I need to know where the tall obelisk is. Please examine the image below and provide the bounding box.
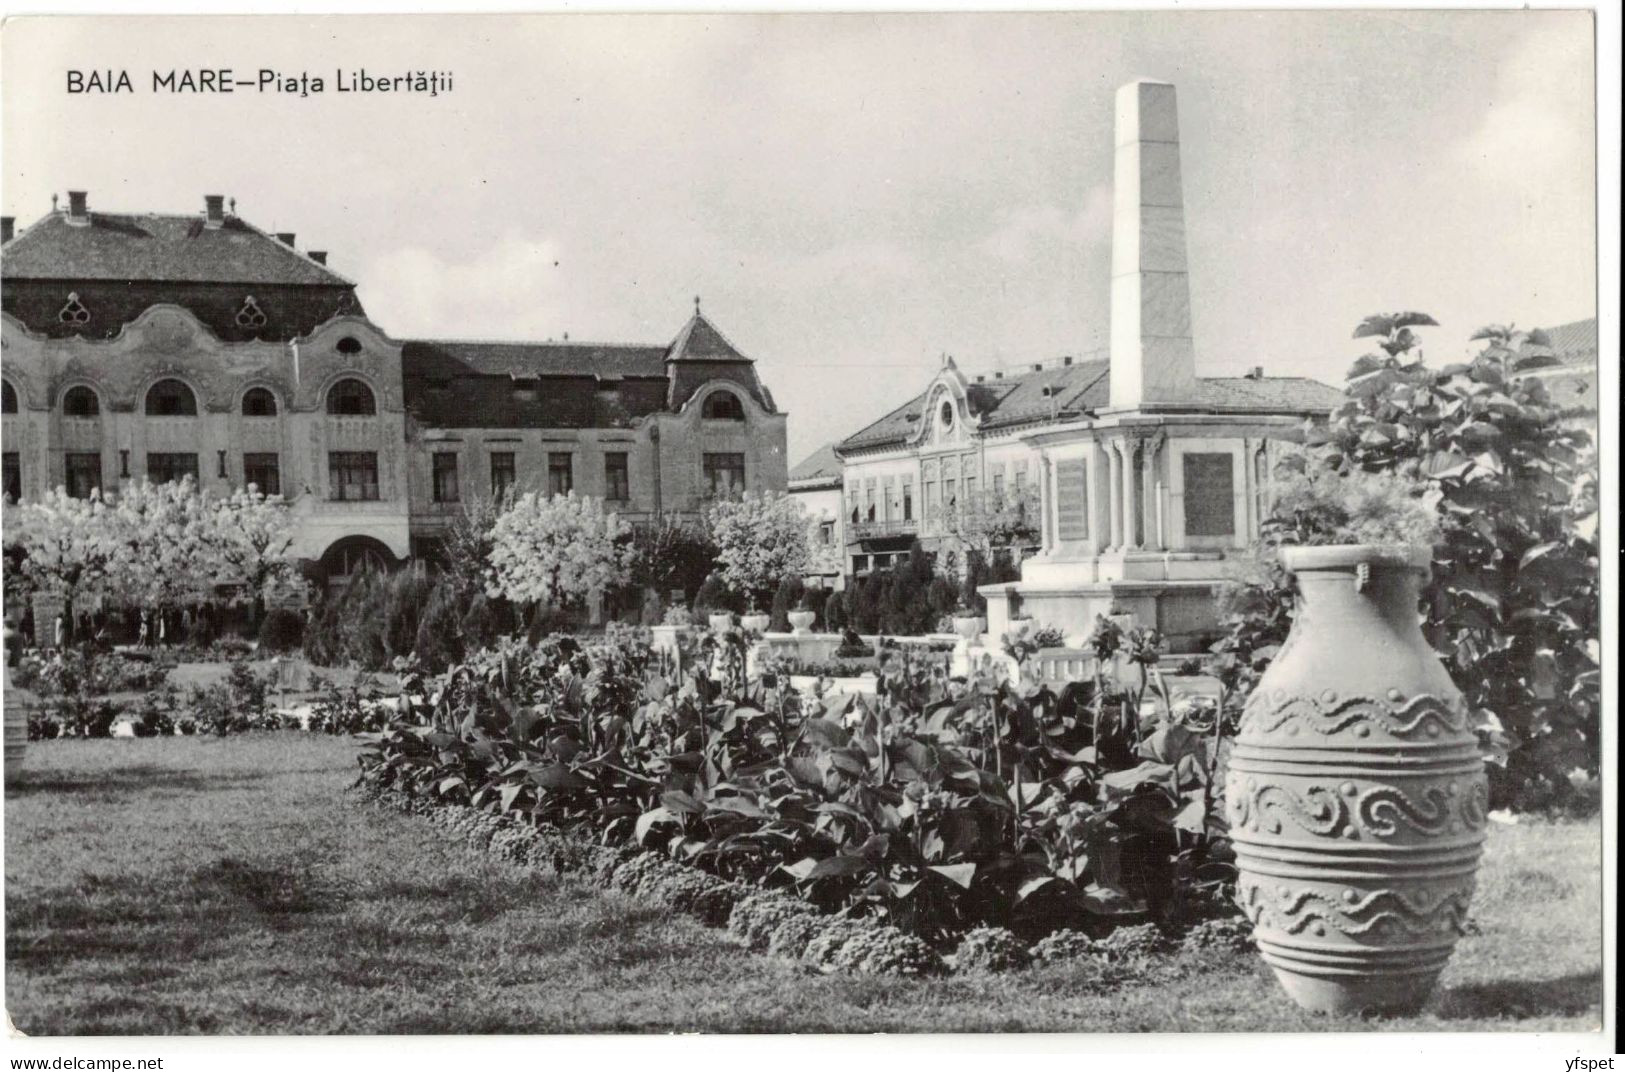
[1108,80,1198,409]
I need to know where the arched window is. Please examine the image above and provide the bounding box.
[2,380,16,414]
[62,386,100,417]
[702,390,745,420]
[326,378,376,416]
[242,387,278,416]
[145,379,198,417]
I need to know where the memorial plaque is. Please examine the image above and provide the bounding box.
[1183,452,1235,536]
[1055,458,1089,541]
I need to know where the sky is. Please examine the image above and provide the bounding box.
[1,11,1597,464]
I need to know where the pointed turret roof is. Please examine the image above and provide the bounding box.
[666,306,751,362]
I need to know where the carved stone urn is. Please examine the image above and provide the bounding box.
[1226,545,1487,1015]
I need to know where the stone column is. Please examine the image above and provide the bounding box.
[1121,438,1140,550]
[1107,441,1124,550]
[1040,453,1055,553]
[1088,442,1108,555]
[1143,436,1166,551]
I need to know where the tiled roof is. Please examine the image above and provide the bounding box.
[401,339,669,380]
[789,443,842,485]
[2,210,353,287]
[666,311,749,361]
[1532,318,1597,367]
[836,361,1342,453]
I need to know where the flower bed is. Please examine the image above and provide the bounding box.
[351,778,1241,977]
[352,630,1247,959]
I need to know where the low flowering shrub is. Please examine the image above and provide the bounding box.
[1029,929,1100,966]
[729,891,820,951]
[952,926,1031,973]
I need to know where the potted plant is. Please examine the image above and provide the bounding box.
[739,604,772,637]
[1224,465,1479,1014]
[950,600,984,642]
[787,592,817,635]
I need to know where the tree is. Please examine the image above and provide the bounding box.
[704,490,811,611]
[209,486,298,623]
[486,491,633,609]
[933,483,1041,562]
[4,489,121,633]
[104,478,222,614]
[629,517,717,603]
[1235,312,1599,810]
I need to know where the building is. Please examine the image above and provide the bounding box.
[1518,317,1597,423]
[2,194,788,585]
[835,81,1345,650]
[399,308,788,557]
[787,443,845,589]
[1,193,411,580]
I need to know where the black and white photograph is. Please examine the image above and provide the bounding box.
[0,3,1615,1059]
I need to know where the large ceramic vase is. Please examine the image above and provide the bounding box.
[1226,545,1487,1015]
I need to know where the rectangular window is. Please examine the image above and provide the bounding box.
[148,452,199,486]
[328,451,379,502]
[1014,465,1027,492]
[604,452,630,502]
[547,452,574,498]
[4,451,22,503]
[944,476,958,512]
[902,479,914,521]
[490,451,516,500]
[432,451,460,503]
[846,485,859,522]
[243,453,281,497]
[1183,452,1236,537]
[65,452,101,499]
[864,478,876,521]
[924,479,937,518]
[992,471,1005,503]
[965,475,977,506]
[703,452,745,498]
[819,520,834,546]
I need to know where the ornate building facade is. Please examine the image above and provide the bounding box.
[2,194,787,582]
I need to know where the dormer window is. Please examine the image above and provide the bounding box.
[703,390,745,421]
[939,401,954,428]
[58,292,90,325]
[242,387,278,416]
[235,295,268,330]
[62,386,100,417]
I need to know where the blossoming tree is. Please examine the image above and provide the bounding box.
[704,490,810,611]
[485,491,633,609]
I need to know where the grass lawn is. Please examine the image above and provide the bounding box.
[3,735,1604,1035]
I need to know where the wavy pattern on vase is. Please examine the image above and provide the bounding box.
[1240,878,1475,939]
[1240,690,1470,740]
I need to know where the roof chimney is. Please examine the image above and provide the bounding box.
[1063,355,1074,366]
[1246,365,1263,380]
[1,217,13,243]
[974,375,985,383]
[1032,362,1043,372]
[276,232,296,246]
[1109,80,1197,409]
[308,250,327,265]
[66,191,89,226]
[204,194,225,228]
[994,371,1004,380]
